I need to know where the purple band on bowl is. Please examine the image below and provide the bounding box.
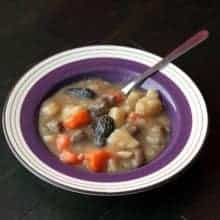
[20,58,192,182]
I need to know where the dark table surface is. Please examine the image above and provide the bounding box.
[0,1,219,219]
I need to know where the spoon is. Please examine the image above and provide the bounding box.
[121,30,209,95]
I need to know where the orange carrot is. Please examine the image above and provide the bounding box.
[59,150,84,165]
[63,109,91,129]
[56,134,70,151]
[86,150,112,172]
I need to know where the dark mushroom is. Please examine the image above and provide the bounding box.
[66,87,97,99]
[93,115,115,147]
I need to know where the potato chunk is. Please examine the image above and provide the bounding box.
[42,135,55,144]
[135,96,162,117]
[41,101,60,117]
[107,158,118,172]
[146,125,166,145]
[144,146,161,162]
[125,90,144,110]
[46,120,60,133]
[107,128,139,149]
[116,151,134,159]
[157,114,170,132]
[109,107,126,127]
[131,149,145,168]
[146,89,159,99]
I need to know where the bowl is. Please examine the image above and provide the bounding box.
[2,45,208,196]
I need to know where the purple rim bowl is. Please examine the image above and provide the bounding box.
[20,58,192,182]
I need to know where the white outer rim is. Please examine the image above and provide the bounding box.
[3,45,208,195]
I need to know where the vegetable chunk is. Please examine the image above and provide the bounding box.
[107,128,139,149]
[86,150,111,172]
[63,108,91,129]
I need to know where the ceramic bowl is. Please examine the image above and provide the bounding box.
[2,46,208,196]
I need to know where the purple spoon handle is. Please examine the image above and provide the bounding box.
[122,30,209,95]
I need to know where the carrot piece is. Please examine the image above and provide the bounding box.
[128,112,143,121]
[56,134,70,151]
[86,150,112,172]
[63,109,91,129]
[59,150,84,165]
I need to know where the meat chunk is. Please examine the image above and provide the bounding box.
[123,122,139,135]
[71,129,87,143]
[89,98,109,118]
[89,94,116,118]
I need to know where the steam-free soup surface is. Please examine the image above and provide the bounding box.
[39,79,170,173]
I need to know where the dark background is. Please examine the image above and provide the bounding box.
[0,1,219,219]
